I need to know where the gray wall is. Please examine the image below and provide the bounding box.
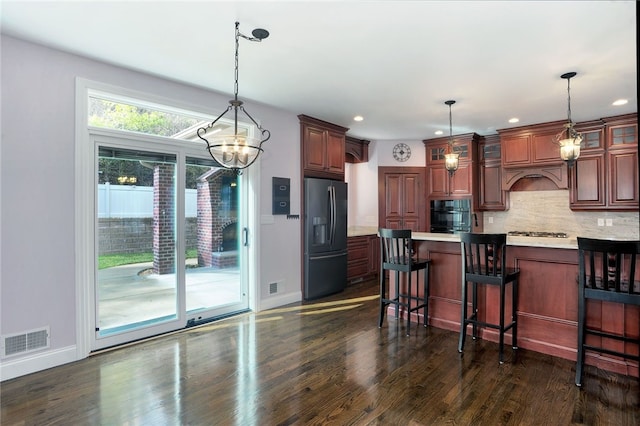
[1,35,302,379]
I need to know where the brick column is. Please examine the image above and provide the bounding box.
[197,176,215,267]
[153,164,175,275]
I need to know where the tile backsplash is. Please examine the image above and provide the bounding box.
[482,190,639,239]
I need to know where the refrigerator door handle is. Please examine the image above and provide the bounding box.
[330,185,336,245]
[243,227,248,247]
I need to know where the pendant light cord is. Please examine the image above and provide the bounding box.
[566,77,572,124]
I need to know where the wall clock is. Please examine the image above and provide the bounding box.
[392,143,411,162]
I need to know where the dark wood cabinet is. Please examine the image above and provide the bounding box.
[607,116,638,209]
[500,121,565,168]
[478,135,508,211]
[569,123,606,209]
[378,167,425,231]
[345,136,369,163]
[498,121,571,190]
[570,153,606,208]
[347,235,379,284]
[423,133,479,199]
[299,114,348,180]
[570,114,638,211]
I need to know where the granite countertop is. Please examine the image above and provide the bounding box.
[411,232,579,249]
[347,226,379,237]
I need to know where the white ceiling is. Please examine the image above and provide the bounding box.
[1,1,637,141]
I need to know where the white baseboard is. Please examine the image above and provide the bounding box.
[258,291,302,311]
[1,345,79,381]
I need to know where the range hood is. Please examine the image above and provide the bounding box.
[502,164,568,191]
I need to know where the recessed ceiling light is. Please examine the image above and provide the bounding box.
[612,99,628,106]
[435,130,444,135]
[508,117,520,123]
[353,115,364,122]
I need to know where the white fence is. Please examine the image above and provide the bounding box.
[98,183,197,218]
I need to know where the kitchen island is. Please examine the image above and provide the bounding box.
[393,233,639,378]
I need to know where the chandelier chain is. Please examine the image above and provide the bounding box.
[234,22,240,102]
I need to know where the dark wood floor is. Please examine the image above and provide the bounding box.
[2,280,639,425]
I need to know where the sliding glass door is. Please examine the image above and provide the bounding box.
[92,133,249,350]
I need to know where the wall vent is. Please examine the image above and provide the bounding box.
[269,282,279,295]
[2,327,50,358]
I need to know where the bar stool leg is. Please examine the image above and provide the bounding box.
[406,270,411,336]
[378,269,386,328]
[394,271,400,321]
[499,282,505,364]
[423,264,429,327]
[512,279,518,350]
[458,280,468,353]
[575,285,586,386]
[472,282,478,339]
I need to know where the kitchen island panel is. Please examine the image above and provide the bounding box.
[399,237,640,378]
[418,241,465,331]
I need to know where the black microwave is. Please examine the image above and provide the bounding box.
[430,199,472,234]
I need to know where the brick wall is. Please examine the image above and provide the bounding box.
[98,217,197,255]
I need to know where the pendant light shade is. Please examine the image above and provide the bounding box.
[556,72,582,168]
[444,100,459,176]
[197,22,270,173]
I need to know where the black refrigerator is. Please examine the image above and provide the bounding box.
[303,177,348,300]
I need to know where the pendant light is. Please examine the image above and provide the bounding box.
[197,22,271,174]
[556,72,582,167]
[444,100,459,176]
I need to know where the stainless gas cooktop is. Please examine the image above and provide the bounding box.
[507,231,568,238]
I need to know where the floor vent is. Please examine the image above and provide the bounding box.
[269,282,279,295]
[2,327,50,358]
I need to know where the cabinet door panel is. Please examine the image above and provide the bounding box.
[570,154,605,208]
[403,174,422,216]
[428,165,448,197]
[326,130,345,174]
[384,174,402,217]
[479,163,505,210]
[450,162,472,195]
[402,218,421,232]
[402,173,423,230]
[502,135,530,166]
[303,126,326,171]
[532,129,562,164]
[609,150,639,207]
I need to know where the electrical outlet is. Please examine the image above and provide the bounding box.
[488,216,494,224]
[606,219,613,227]
[597,218,604,226]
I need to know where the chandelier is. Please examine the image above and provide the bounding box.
[556,72,582,167]
[197,22,271,173]
[444,100,459,176]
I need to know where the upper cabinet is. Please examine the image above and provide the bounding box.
[478,134,508,211]
[423,133,480,199]
[498,121,568,190]
[345,136,370,163]
[299,115,349,180]
[569,114,638,211]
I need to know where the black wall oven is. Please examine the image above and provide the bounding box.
[430,199,472,234]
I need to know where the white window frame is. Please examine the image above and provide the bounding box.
[75,78,260,357]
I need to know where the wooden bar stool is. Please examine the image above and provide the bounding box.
[575,237,640,387]
[378,228,431,336]
[458,233,520,364]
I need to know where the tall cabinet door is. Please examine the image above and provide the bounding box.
[378,167,425,231]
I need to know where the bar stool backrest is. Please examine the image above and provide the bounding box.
[379,228,413,269]
[577,237,640,304]
[460,233,507,277]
